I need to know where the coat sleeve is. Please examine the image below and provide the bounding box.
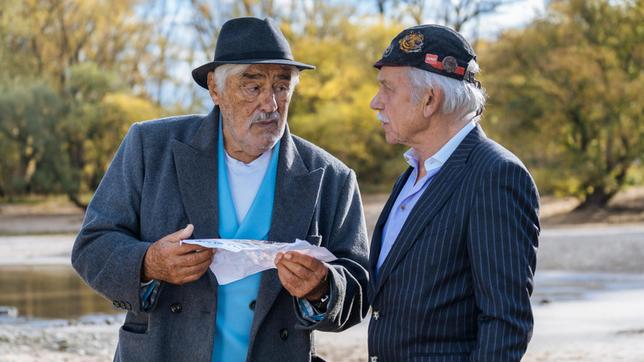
[71,123,152,314]
[467,160,540,361]
[294,169,370,332]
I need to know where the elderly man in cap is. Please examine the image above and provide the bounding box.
[366,25,540,362]
[72,17,369,362]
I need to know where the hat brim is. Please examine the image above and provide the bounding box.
[192,59,315,89]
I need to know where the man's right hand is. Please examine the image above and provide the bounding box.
[141,224,215,285]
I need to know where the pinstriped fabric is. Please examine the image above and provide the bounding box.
[367,126,540,362]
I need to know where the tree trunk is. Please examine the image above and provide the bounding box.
[66,191,87,211]
[576,187,614,210]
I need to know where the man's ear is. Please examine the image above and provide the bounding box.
[422,87,442,118]
[207,71,221,104]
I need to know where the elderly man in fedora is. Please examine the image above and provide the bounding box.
[366,25,540,361]
[72,17,369,362]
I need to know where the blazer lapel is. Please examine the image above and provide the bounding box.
[368,168,412,292]
[373,127,486,298]
[248,126,324,345]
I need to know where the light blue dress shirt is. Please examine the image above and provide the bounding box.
[376,118,478,275]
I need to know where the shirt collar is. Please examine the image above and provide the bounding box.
[404,114,479,172]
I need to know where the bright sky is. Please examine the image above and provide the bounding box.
[467,0,547,39]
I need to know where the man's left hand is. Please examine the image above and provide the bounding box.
[275,251,329,302]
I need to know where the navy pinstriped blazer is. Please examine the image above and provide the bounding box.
[367,126,540,362]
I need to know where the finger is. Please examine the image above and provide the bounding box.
[175,248,214,267]
[162,224,194,243]
[282,252,322,272]
[175,243,212,255]
[274,252,284,265]
[278,259,316,282]
[178,257,213,281]
[276,264,305,297]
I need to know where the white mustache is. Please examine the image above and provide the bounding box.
[251,111,280,124]
[377,112,390,124]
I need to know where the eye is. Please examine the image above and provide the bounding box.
[274,84,290,93]
[244,84,261,95]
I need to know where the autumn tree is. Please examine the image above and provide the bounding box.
[481,0,643,208]
[0,0,163,207]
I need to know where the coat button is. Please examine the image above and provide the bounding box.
[249,300,256,311]
[170,303,182,313]
[373,310,380,320]
[279,328,288,340]
[370,356,378,362]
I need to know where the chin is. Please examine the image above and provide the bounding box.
[252,137,279,153]
[383,133,396,144]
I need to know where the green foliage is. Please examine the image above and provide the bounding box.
[0,63,161,207]
[0,82,64,196]
[481,0,644,208]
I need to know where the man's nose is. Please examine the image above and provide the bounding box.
[260,91,278,113]
[370,92,382,111]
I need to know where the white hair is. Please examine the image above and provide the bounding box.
[213,64,300,95]
[407,60,486,116]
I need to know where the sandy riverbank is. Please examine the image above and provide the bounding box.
[1,192,644,361]
[2,224,644,361]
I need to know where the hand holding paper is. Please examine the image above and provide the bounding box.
[181,238,336,285]
[275,251,329,301]
[142,224,214,285]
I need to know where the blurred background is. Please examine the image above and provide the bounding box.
[0,0,642,361]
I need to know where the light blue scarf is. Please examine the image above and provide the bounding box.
[212,115,280,362]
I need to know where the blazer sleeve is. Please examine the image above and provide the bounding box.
[71,123,152,314]
[467,160,540,361]
[294,169,370,332]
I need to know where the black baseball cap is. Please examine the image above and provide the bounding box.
[374,24,479,85]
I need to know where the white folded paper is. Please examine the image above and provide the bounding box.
[181,238,337,285]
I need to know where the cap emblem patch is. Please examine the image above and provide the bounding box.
[399,32,424,53]
[442,56,458,73]
[382,44,393,58]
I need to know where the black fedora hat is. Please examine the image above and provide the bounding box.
[192,17,315,89]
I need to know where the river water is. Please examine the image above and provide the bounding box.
[2,265,644,320]
[0,266,118,319]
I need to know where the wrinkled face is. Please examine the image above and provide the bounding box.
[370,66,426,146]
[210,64,295,161]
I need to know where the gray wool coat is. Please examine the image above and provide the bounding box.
[71,107,370,362]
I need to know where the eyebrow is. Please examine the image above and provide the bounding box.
[241,72,265,80]
[241,72,291,81]
[378,79,391,87]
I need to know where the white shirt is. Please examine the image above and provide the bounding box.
[224,149,272,223]
[376,117,479,273]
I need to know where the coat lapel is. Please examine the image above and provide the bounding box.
[248,126,324,346]
[172,108,220,289]
[172,108,220,240]
[372,127,486,299]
